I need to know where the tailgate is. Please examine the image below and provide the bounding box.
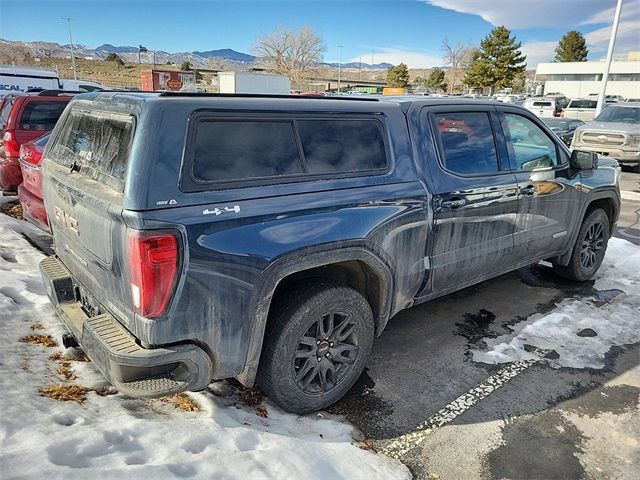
[42,106,135,324]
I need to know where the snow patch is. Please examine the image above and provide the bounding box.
[0,214,409,479]
[472,238,640,369]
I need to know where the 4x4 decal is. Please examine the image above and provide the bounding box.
[203,205,241,216]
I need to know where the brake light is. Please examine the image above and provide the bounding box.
[127,230,179,318]
[19,143,43,166]
[2,130,20,158]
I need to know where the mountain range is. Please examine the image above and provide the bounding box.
[1,38,394,69]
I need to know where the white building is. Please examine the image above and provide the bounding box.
[536,59,640,99]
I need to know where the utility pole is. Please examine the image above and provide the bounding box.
[61,17,77,80]
[359,55,362,80]
[338,45,343,94]
[371,50,374,79]
[596,0,623,116]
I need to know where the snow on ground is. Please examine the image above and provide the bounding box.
[473,238,640,369]
[0,212,409,480]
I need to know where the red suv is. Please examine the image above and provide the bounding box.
[0,91,74,193]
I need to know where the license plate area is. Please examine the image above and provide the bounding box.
[76,284,103,317]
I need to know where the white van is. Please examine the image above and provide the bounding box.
[523,98,558,117]
[0,65,60,97]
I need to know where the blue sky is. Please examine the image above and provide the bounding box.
[1,0,639,67]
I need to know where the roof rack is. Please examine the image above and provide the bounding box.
[36,89,82,96]
[157,92,380,102]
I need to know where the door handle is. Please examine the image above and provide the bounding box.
[442,198,467,209]
[521,186,536,196]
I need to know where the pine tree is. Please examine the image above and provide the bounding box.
[387,63,410,88]
[462,26,526,92]
[426,67,447,92]
[555,31,588,62]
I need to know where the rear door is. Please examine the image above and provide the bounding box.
[42,106,135,321]
[496,106,581,258]
[418,105,519,295]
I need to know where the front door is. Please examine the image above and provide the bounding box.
[497,108,581,259]
[418,106,520,296]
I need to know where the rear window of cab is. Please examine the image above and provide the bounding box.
[182,115,390,191]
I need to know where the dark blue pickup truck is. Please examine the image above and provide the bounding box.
[40,93,620,413]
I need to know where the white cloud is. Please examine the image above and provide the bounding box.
[349,47,442,69]
[425,0,608,29]
[425,0,640,67]
[519,40,557,68]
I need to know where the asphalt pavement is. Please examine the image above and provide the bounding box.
[331,170,640,479]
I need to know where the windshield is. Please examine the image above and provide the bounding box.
[595,106,640,124]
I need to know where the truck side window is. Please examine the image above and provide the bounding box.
[434,112,499,175]
[192,120,303,182]
[296,119,387,174]
[503,114,558,171]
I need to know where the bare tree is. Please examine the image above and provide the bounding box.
[441,37,473,94]
[204,57,227,71]
[253,26,325,88]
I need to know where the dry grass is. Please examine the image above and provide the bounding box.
[57,362,77,381]
[20,334,58,348]
[1,202,24,220]
[356,439,376,451]
[158,393,201,412]
[30,322,44,331]
[49,351,90,362]
[39,385,92,404]
[256,406,268,418]
[235,383,264,407]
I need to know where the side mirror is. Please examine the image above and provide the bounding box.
[570,150,598,170]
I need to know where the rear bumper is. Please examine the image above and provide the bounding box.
[40,255,212,397]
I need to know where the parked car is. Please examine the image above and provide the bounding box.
[561,98,614,121]
[540,117,585,146]
[0,90,75,193]
[588,93,625,103]
[40,93,620,413]
[571,102,640,172]
[544,92,569,109]
[17,132,50,230]
[61,79,107,92]
[523,97,559,117]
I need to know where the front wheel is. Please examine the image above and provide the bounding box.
[257,280,374,414]
[553,208,610,281]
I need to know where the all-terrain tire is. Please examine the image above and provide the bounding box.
[257,279,374,414]
[553,208,610,281]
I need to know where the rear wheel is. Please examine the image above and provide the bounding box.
[553,208,610,281]
[257,280,374,414]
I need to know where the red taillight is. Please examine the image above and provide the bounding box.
[127,230,180,318]
[2,130,20,158]
[19,143,43,166]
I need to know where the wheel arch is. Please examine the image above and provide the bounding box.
[556,189,620,267]
[235,242,394,387]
